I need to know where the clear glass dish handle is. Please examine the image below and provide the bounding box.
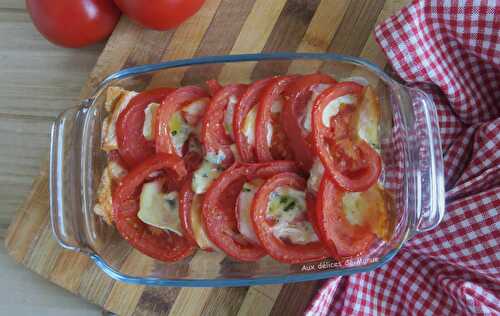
[49,104,90,253]
[408,87,446,234]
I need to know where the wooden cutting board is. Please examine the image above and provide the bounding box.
[5,0,410,315]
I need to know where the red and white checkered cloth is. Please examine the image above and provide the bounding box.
[307,1,500,315]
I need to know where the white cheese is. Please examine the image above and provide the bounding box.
[183,97,208,117]
[307,158,324,193]
[224,95,238,139]
[236,182,260,245]
[230,144,240,162]
[205,150,226,165]
[342,192,367,226]
[321,94,357,127]
[267,186,319,245]
[356,87,380,149]
[137,180,182,235]
[242,106,257,146]
[190,193,218,250]
[169,111,193,156]
[271,97,284,113]
[302,84,330,133]
[142,102,159,141]
[266,123,273,146]
[94,161,127,225]
[102,90,138,152]
[192,159,223,194]
[104,86,126,112]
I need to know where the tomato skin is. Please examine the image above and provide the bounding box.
[178,173,197,246]
[206,79,222,96]
[255,75,297,162]
[281,74,336,170]
[112,153,194,262]
[251,172,329,264]
[312,82,381,192]
[116,88,174,168]
[26,0,120,48]
[316,176,376,259]
[202,161,299,262]
[155,86,208,155]
[200,84,247,166]
[233,78,274,162]
[113,0,205,30]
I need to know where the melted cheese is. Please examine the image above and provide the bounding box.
[307,158,324,193]
[342,184,390,240]
[94,161,127,225]
[137,180,182,234]
[302,84,330,133]
[224,95,238,139]
[142,102,159,141]
[169,111,193,155]
[267,186,318,244]
[321,94,357,127]
[192,159,223,194]
[183,97,208,117]
[102,89,138,152]
[356,87,380,149]
[242,106,257,145]
[266,123,273,146]
[236,182,260,245]
[190,193,218,250]
[271,97,284,113]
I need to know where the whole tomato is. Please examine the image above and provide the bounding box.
[26,0,121,48]
[113,0,205,30]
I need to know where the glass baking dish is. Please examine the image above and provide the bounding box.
[49,52,445,287]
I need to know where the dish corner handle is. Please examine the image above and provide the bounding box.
[408,87,446,234]
[49,105,89,253]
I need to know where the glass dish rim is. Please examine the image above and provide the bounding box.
[61,52,411,287]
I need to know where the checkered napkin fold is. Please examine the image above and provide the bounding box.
[307,1,500,315]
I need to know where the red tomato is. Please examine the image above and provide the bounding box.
[206,79,222,96]
[251,172,329,264]
[178,173,197,246]
[26,0,120,48]
[233,78,274,162]
[112,153,194,262]
[255,75,297,162]
[281,74,336,170]
[202,161,299,262]
[312,82,381,192]
[305,191,321,236]
[113,0,205,30]
[200,84,247,167]
[155,86,208,155]
[316,176,376,258]
[116,88,173,168]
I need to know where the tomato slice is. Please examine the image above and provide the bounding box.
[112,153,194,262]
[178,173,197,246]
[155,86,208,155]
[202,161,299,261]
[255,75,298,162]
[281,74,336,170]
[200,84,247,167]
[316,176,376,258]
[117,88,174,168]
[251,172,329,264]
[312,82,381,192]
[233,77,274,162]
[206,79,223,96]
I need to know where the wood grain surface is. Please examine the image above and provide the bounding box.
[4,1,410,315]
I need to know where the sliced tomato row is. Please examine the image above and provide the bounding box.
[109,74,389,264]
